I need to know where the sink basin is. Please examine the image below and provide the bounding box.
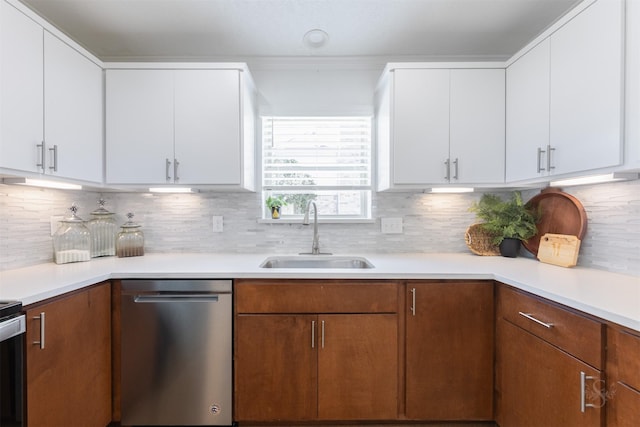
[260,256,374,269]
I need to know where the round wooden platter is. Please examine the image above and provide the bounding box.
[523,188,588,255]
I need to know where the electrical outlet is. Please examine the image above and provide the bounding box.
[50,216,64,236]
[381,217,403,234]
[212,216,224,233]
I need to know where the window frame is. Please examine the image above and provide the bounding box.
[259,115,374,222]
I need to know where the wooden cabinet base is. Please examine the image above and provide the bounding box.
[25,282,112,427]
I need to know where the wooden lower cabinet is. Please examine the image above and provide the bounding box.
[405,281,494,420]
[235,314,318,421]
[606,327,640,427]
[496,318,604,427]
[235,312,398,422]
[25,282,112,427]
[234,280,399,422]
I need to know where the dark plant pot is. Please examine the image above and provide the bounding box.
[499,238,521,258]
[270,206,281,219]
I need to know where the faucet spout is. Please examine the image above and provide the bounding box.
[303,201,321,255]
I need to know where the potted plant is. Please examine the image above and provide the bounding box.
[265,196,288,219]
[469,192,539,258]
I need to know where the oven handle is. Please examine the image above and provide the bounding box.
[0,315,26,342]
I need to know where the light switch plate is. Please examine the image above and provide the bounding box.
[212,216,224,233]
[381,217,403,234]
[50,216,64,236]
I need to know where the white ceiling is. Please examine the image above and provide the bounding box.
[20,0,582,62]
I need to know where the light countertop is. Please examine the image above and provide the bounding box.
[1,253,638,331]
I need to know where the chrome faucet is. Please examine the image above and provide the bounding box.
[302,201,330,255]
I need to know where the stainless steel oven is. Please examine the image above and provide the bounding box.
[0,301,25,427]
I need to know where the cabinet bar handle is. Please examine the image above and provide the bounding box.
[444,158,451,181]
[48,145,58,172]
[33,312,45,349]
[174,158,180,182]
[165,158,172,182]
[36,142,45,171]
[410,288,416,316]
[453,158,459,180]
[321,320,325,349]
[518,311,554,328]
[547,145,555,171]
[580,371,596,412]
[537,147,546,173]
[311,320,315,349]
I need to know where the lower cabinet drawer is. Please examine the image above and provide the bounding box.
[235,279,399,313]
[617,329,640,391]
[497,285,604,369]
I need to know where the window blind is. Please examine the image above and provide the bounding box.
[262,117,372,189]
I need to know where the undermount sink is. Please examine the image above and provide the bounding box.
[259,256,374,269]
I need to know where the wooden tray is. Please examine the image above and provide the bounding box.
[523,188,587,255]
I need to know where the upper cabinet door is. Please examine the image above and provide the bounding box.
[550,0,623,175]
[0,0,44,173]
[106,69,174,184]
[450,69,505,184]
[392,68,450,185]
[506,39,551,182]
[44,31,103,183]
[174,69,241,185]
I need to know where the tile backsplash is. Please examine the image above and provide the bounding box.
[1,180,639,276]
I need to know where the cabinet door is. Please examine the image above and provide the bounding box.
[174,69,241,185]
[450,69,505,184]
[25,283,112,427]
[406,282,494,420]
[0,0,43,173]
[235,314,317,421]
[497,319,604,427]
[550,0,623,175]
[106,69,174,184]
[44,31,102,183]
[318,314,398,420]
[606,328,640,427]
[392,69,450,185]
[506,39,551,181]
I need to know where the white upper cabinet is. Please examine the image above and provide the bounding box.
[174,70,242,185]
[506,0,624,182]
[0,0,103,183]
[0,0,44,173]
[549,0,623,175]
[106,70,174,184]
[377,65,505,190]
[44,31,103,183]
[626,0,640,169]
[506,39,551,182]
[449,69,505,184]
[389,68,450,186]
[106,66,255,189]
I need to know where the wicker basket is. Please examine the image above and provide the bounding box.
[465,223,500,256]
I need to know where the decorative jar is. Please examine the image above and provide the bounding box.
[87,199,117,257]
[52,205,91,264]
[116,213,144,257]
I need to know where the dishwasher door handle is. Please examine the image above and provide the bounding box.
[134,295,220,303]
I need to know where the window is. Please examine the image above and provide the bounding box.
[262,116,372,220]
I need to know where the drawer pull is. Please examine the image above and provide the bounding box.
[410,288,416,316]
[580,371,597,412]
[311,320,315,349]
[518,311,554,328]
[33,312,45,349]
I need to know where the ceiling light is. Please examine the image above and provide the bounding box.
[303,29,329,49]
[2,177,82,190]
[148,187,198,193]
[549,172,639,187]
[430,187,474,193]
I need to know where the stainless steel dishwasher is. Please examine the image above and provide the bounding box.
[121,279,232,426]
